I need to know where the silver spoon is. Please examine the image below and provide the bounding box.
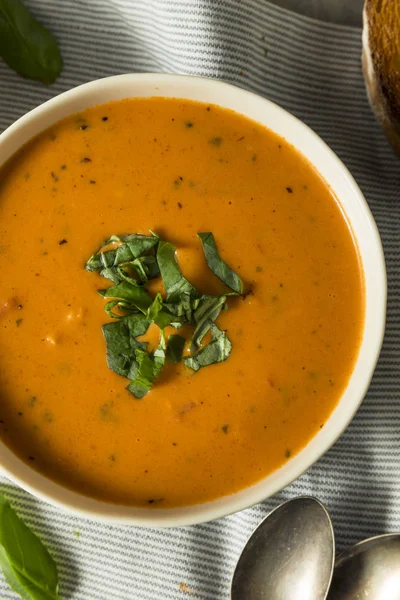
[231,497,335,600]
[327,533,400,599]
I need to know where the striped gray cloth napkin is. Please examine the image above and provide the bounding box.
[0,1,399,598]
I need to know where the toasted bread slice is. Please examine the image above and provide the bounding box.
[362,0,400,155]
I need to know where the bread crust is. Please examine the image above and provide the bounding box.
[362,0,400,155]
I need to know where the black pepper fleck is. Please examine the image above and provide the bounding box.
[242,284,254,299]
[59,239,68,245]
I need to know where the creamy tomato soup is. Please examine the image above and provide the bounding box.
[0,98,364,507]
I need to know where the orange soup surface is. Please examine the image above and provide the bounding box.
[0,98,364,507]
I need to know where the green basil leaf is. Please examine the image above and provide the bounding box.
[126,350,155,399]
[101,264,135,285]
[157,240,199,302]
[87,251,115,272]
[0,551,57,600]
[104,299,140,319]
[131,255,160,283]
[146,292,164,322]
[182,291,201,323]
[99,281,153,313]
[87,231,238,396]
[100,257,160,286]
[0,495,60,600]
[198,232,243,294]
[153,330,167,373]
[116,266,137,284]
[166,335,186,363]
[119,233,159,259]
[162,302,183,318]
[190,295,226,354]
[86,237,118,271]
[126,333,166,399]
[104,299,124,319]
[184,324,232,372]
[0,0,62,85]
[164,291,199,324]
[146,293,183,329]
[86,234,159,273]
[102,315,149,377]
[111,239,153,265]
[99,267,121,284]
[124,314,150,345]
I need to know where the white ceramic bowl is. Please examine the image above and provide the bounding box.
[0,74,386,527]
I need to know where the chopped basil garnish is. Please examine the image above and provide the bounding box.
[146,293,182,329]
[102,315,150,377]
[191,294,227,354]
[166,335,186,363]
[131,255,160,282]
[184,324,232,372]
[86,231,244,398]
[99,281,153,314]
[86,233,159,272]
[198,232,243,294]
[157,239,199,302]
[127,333,166,399]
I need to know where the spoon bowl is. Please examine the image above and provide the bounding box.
[327,533,400,600]
[231,497,335,600]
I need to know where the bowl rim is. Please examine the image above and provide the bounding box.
[0,72,387,527]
